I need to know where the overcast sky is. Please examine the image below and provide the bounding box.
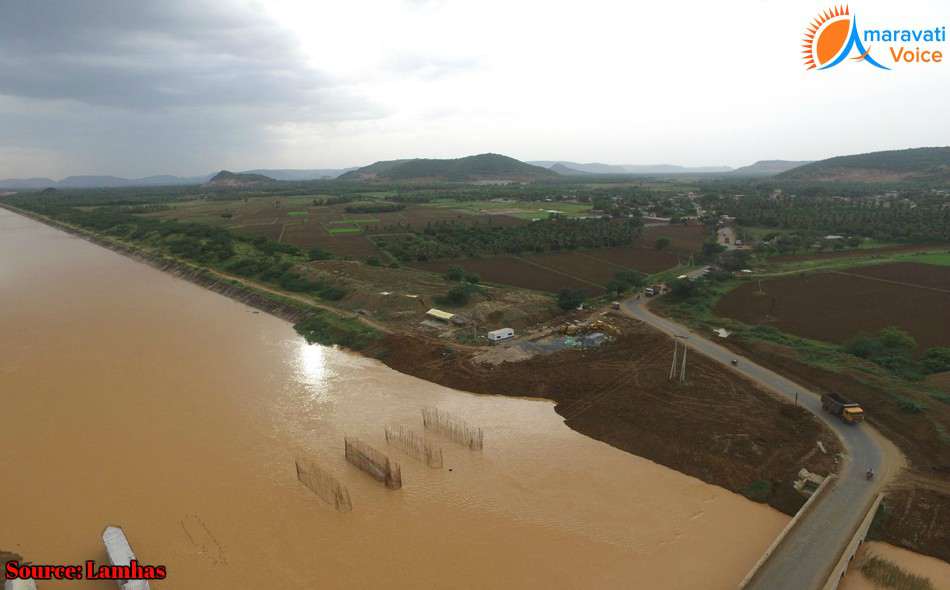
[1,0,948,178]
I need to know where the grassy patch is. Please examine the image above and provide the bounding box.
[742,480,772,502]
[433,199,592,219]
[293,311,380,351]
[327,226,362,235]
[860,554,935,590]
[286,211,308,217]
[907,252,950,266]
[895,396,927,414]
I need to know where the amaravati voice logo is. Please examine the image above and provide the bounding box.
[802,5,946,71]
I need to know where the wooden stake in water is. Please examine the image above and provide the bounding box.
[421,407,484,451]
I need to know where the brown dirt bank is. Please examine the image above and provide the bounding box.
[370,317,841,516]
[709,336,950,562]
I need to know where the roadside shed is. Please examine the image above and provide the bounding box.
[426,308,455,323]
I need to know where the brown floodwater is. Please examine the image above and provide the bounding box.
[0,208,789,588]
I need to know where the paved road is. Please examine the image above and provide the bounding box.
[621,297,896,590]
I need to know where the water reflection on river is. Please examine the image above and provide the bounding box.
[0,209,788,588]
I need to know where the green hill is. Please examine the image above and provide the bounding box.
[730,160,811,177]
[206,170,275,187]
[340,153,557,182]
[777,147,950,182]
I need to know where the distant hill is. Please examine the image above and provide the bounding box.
[206,170,275,188]
[0,177,57,190]
[549,163,593,175]
[241,168,356,181]
[0,174,207,190]
[730,160,811,177]
[0,167,356,190]
[776,147,950,182]
[531,161,630,175]
[340,153,556,182]
[530,161,732,175]
[622,164,731,174]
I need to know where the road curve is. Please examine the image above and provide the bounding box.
[620,296,900,590]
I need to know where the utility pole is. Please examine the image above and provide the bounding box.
[669,335,689,383]
[680,343,688,383]
[669,341,679,381]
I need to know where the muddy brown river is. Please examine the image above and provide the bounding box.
[0,208,788,588]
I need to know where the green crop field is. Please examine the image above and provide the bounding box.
[907,252,950,266]
[432,199,592,219]
[287,211,308,217]
[327,227,362,235]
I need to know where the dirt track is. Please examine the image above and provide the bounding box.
[373,317,840,515]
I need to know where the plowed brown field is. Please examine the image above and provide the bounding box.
[715,266,950,349]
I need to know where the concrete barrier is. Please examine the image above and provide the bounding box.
[737,475,837,589]
[820,493,884,590]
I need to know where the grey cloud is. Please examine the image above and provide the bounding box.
[0,0,335,110]
[0,0,382,176]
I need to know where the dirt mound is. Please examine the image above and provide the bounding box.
[372,318,840,515]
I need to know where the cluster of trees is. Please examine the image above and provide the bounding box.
[718,196,950,243]
[845,327,950,382]
[443,266,480,284]
[435,266,482,306]
[436,282,482,306]
[312,195,354,206]
[378,218,642,261]
[606,270,645,297]
[557,288,586,311]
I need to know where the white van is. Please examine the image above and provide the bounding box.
[487,328,515,343]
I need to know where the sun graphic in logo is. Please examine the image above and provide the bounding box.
[802,5,888,70]
[802,5,853,69]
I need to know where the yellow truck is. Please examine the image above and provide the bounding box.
[821,393,865,424]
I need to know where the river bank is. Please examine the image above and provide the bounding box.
[0,203,843,516]
[0,207,791,588]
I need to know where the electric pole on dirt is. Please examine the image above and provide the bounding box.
[669,341,678,381]
[669,335,689,383]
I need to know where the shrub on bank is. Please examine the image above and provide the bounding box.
[293,311,380,351]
